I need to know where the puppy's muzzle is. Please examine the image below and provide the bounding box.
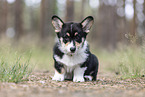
[70,47,76,53]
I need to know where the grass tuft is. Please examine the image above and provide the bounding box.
[0,55,33,83]
[115,45,145,78]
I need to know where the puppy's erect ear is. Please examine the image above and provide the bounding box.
[81,16,94,33]
[52,15,64,32]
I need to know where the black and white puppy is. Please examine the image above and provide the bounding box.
[51,15,99,82]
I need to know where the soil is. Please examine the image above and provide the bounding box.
[0,71,145,97]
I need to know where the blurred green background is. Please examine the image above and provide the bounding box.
[0,0,145,78]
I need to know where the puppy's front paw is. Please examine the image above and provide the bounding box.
[73,76,85,82]
[52,76,64,81]
[52,71,65,81]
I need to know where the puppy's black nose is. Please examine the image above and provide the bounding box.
[70,47,76,53]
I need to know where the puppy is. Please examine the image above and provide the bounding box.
[51,15,99,82]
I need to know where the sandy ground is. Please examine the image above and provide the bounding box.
[0,71,145,97]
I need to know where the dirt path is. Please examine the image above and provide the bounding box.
[0,72,145,97]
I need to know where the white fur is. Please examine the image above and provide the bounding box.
[52,70,65,81]
[65,66,75,73]
[54,40,88,67]
[84,75,93,81]
[66,41,74,53]
[53,40,89,82]
[73,66,87,82]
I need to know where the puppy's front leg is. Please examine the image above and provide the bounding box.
[73,66,87,82]
[52,61,65,81]
[52,70,65,81]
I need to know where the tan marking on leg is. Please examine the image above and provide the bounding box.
[55,68,65,74]
[61,68,65,74]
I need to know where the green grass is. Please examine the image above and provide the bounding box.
[0,44,34,83]
[0,43,54,83]
[92,44,145,79]
[0,42,54,83]
[114,45,145,78]
[0,55,32,83]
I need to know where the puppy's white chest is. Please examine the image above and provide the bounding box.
[54,52,88,67]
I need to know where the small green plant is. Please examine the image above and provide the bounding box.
[115,46,145,78]
[0,56,33,83]
[115,34,145,78]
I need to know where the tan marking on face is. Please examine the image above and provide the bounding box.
[75,32,78,36]
[66,33,70,36]
[75,41,81,47]
[60,37,70,47]
[75,38,84,48]
[65,42,70,47]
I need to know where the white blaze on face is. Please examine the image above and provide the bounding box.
[66,41,74,53]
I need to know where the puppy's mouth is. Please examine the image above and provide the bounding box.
[67,52,75,56]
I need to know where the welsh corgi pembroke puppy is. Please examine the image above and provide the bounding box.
[51,15,99,82]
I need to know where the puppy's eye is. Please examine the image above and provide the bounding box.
[64,35,69,39]
[64,37,69,41]
[63,36,69,43]
[75,35,80,40]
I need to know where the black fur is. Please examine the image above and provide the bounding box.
[53,43,64,59]
[83,53,99,81]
